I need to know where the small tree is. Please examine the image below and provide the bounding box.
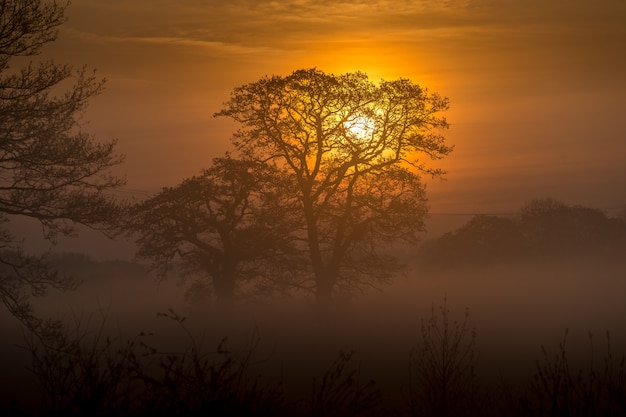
[0,0,124,334]
[216,68,451,302]
[128,156,298,304]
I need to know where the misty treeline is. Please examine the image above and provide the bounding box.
[8,298,626,416]
[417,198,626,268]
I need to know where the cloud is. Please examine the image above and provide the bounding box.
[64,1,483,50]
[61,27,280,57]
[65,0,626,60]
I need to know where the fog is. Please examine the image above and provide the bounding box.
[2,250,625,414]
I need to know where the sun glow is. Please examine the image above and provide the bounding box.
[344,116,376,141]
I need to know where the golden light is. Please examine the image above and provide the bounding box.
[344,115,376,141]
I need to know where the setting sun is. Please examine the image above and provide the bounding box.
[344,115,376,141]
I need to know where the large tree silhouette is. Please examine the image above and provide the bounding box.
[216,69,452,301]
[0,1,124,334]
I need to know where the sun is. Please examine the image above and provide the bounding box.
[344,115,375,141]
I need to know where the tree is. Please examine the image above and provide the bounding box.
[417,198,626,268]
[418,215,526,267]
[128,156,298,304]
[0,1,124,334]
[517,198,622,256]
[216,68,451,301]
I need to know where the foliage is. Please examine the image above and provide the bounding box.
[14,302,626,416]
[25,311,138,416]
[498,330,626,417]
[215,68,451,301]
[418,215,525,267]
[309,351,382,417]
[132,310,285,417]
[0,0,124,334]
[517,198,625,257]
[405,298,479,417]
[24,309,285,417]
[418,198,626,268]
[128,156,300,303]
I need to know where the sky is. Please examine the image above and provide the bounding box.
[35,0,626,252]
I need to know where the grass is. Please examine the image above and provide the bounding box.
[8,300,626,417]
[522,330,626,416]
[309,350,381,417]
[405,297,480,417]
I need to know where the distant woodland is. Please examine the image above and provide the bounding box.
[417,197,626,268]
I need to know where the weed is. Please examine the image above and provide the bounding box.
[405,297,480,417]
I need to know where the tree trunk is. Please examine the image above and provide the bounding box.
[302,197,335,303]
[314,263,339,304]
[315,273,334,303]
[213,260,236,305]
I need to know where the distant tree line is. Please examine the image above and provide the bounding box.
[417,198,626,268]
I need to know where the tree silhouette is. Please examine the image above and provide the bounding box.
[517,198,622,256]
[216,69,451,301]
[417,198,626,268]
[0,1,124,334]
[128,156,298,304]
[418,215,526,267]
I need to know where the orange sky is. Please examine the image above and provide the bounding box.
[45,0,626,220]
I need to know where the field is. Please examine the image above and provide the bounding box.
[1,253,625,415]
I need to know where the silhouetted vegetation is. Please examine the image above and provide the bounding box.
[496,331,626,417]
[309,351,382,417]
[6,298,626,416]
[126,157,298,304]
[127,68,452,304]
[23,309,285,417]
[216,69,451,303]
[418,198,626,268]
[405,298,480,417]
[0,0,124,335]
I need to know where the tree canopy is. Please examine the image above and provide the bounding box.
[0,0,124,333]
[417,198,626,268]
[214,68,452,301]
[128,157,297,303]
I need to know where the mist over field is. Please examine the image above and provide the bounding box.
[3,245,625,414]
